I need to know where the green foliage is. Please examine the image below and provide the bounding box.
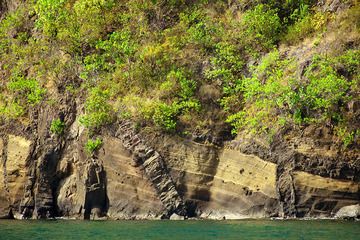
[179,9,216,48]
[153,102,178,131]
[153,69,200,131]
[81,29,137,80]
[34,0,69,37]
[227,50,356,137]
[165,70,197,100]
[97,30,137,63]
[0,0,358,147]
[335,127,358,148]
[241,4,282,55]
[303,56,352,113]
[267,0,316,21]
[153,99,201,131]
[206,42,244,86]
[50,118,65,135]
[0,6,27,53]
[0,101,25,119]
[8,74,46,105]
[336,49,360,76]
[205,40,245,113]
[79,87,113,131]
[284,11,329,44]
[85,137,103,153]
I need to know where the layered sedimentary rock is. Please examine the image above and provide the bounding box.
[99,137,165,219]
[146,135,279,219]
[0,122,359,219]
[0,135,31,218]
[293,171,359,217]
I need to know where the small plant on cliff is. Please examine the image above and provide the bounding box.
[50,118,65,135]
[85,137,103,154]
[152,69,200,131]
[8,75,46,105]
[79,87,113,131]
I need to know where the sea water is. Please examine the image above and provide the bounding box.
[0,219,359,240]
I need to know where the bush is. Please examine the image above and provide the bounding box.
[50,118,65,135]
[34,0,69,37]
[0,5,28,54]
[73,0,116,45]
[79,87,113,131]
[8,75,46,105]
[335,127,358,148]
[283,11,329,44]
[153,102,178,131]
[205,41,244,87]
[179,9,216,48]
[0,101,25,119]
[304,56,351,112]
[152,69,200,131]
[241,4,282,55]
[226,50,355,137]
[85,137,103,153]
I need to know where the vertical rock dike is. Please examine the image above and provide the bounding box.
[114,121,187,218]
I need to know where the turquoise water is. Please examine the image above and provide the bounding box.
[0,219,359,240]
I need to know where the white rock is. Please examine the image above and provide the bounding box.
[335,204,360,219]
[169,213,185,220]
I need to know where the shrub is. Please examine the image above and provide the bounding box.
[283,11,330,44]
[241,4,282,55]
[303,55,352,116]
[73,0,116,44]
[34,0,69,37]
[205,41,244,87]
[152,69,200,131]
[226,50,356,137]
[179,9,215,48]
[8,75,46,105]
[79,87,113,131]
[96,30,137,64]
[0,101,25,119]
[336,49,360,75]
[85,137,103,153]
[0,5,28,54]
[50,118,65,135]
[153,102,178,131]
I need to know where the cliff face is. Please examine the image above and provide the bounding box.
[0,112,359,219]
[0,0,359,220]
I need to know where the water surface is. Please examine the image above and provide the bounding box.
[0,219,359,240]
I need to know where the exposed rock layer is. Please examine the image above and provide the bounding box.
[0,121,359,219]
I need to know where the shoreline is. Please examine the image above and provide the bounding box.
[1,216,358,221]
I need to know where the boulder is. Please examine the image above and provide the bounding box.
[170,213,185,220]
[335,204,360,219]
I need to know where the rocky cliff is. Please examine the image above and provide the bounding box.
[0,110,359,219]
[0,0,359,220]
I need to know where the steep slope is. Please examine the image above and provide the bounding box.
[0,0,359,219]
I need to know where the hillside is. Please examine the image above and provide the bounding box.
[0,0,359,219]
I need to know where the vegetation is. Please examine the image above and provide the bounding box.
[79,87,113,131]
[85,137,103,153]
[50,118,66,135]
[0,0,359,148]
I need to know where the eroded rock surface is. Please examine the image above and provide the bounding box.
[0,135,31,218]
[0,124,359,219]
[335,204,360,219]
